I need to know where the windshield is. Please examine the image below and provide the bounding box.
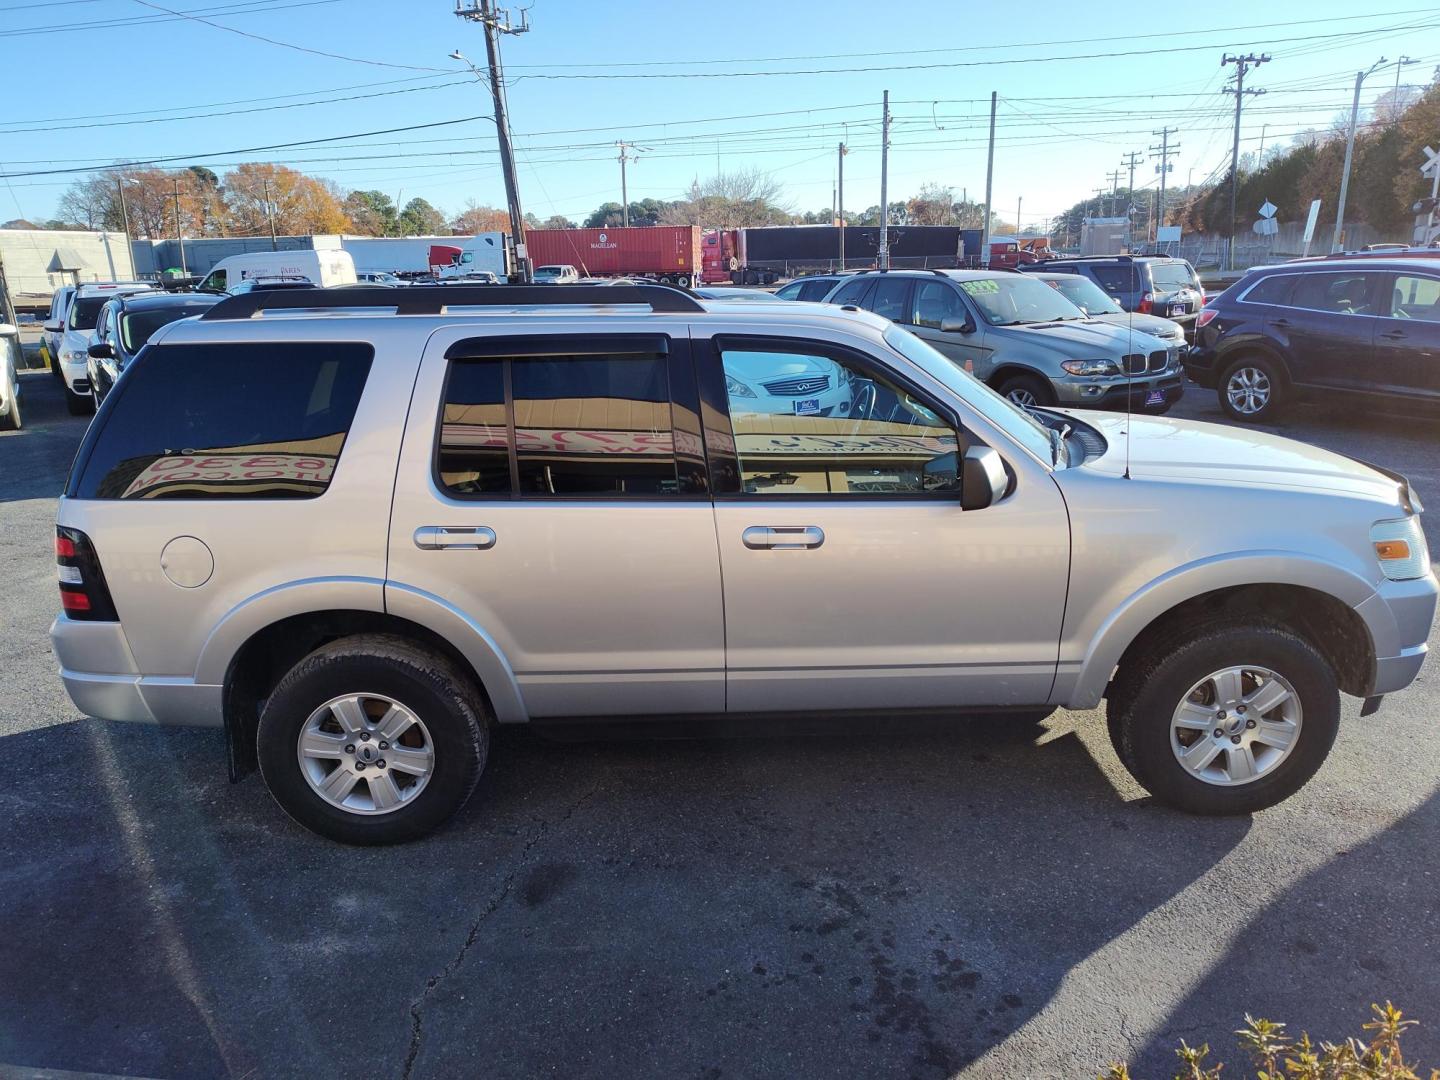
[534,266,564,279]
[1149,262,1198,290]
[121,308,201,353]
[957,276,1086,326]
[1044,275,1123,315]
[883,325,1054,465]
[68,297,107,331]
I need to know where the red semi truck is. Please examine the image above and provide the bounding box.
[522,226,702,286]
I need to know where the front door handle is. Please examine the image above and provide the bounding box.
[742,526,825,550]
[1272,318,1291,328]
[1380,329,1407,340]
[414,526,496,550]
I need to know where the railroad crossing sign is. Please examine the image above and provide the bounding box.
[1422,146,1439,178]
[1253,199,1279,235]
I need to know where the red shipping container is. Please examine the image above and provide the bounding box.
[522,226,702,282]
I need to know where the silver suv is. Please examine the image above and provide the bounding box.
[51,285,1436,843]
[822,269,1185,413]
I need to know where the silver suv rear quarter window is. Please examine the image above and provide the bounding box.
[71,342,373,500]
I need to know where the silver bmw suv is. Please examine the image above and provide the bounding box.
[51,284,1435,843]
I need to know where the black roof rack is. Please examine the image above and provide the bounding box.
[847,267,954,277]
[201,282,705,320]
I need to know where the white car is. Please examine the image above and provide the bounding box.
[50,282,158,415]
[0,323,23,431]
[723,349,856,417]
[44,285,75,366]
[533,264,580,283]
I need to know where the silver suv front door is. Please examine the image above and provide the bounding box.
[387,326,725,718]
[699,332,1069,713]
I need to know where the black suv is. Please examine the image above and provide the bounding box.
[1185,257,1440,422]
[1021,256,1203,336]
[86,291,221,406]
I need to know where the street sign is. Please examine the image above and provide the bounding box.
[1258,200,1277,219]
[1156,225,1182,243]
[1301,199,1323,256]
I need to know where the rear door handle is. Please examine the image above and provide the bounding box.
[742,526,824,550]
[1272,318,1291,328]
[414,526,496,550]
[1380,329,1407,340]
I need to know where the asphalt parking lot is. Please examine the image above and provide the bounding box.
[1,366,1437,1080]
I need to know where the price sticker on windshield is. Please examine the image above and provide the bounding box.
[959,280,1000,294]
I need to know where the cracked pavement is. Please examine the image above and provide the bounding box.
[1,367,1437,1079]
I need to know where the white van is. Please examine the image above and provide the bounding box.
[44,285,76,364]
[198,250,357,293]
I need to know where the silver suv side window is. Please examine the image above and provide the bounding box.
[716,343,960,496]
[913,281,967,328]
[71,342,373,500]
[437,337,705,498]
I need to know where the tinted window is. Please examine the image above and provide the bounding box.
[1148,262,1197,290]
[774,281,805,300]
[1388,275,1440,322]
[74,342,373,500]
[1089,266,1136,295]
[799,279,834,302]
[828,278,872,306]
[437,360,509,495]
[69,297,107,331]
[1240,274,1295,306]
[120,307,210,353]
[1290,272,1377,315]
[868,278,912,322]
[720,345,959,496]
[437,346,692,498]
[913,281,968,327]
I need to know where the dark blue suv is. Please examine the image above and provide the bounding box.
[1185,257,1440,422]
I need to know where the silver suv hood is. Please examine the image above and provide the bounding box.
[1002,319,1170,356]
[1075,412,1405,502]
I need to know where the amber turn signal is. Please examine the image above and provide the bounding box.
[1374,540,1411,561]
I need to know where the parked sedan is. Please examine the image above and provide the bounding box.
[1185,256,1440,422]
[86,292,222,406]
[0,322,22,430]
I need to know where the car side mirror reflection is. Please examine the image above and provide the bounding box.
[87,341,114,360]
[43,321,61,333]
[940,316,975,334]
[961,445,1008,511]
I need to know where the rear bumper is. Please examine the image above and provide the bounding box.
[50,616,223,727]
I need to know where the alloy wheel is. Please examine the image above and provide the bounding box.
[296,693,435,815]
[1170,665,1302,786]
[1225,366,1271,414]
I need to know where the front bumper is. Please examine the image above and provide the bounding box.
[50,616,223,726]
[1055,371,1185,410]
[1355,574,1438,695]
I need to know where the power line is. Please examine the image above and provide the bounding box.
[1,0,340,36]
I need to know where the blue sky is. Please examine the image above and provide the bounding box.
[3,0,1437,229]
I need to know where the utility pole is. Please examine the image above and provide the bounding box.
[114,177,132,259]
[1221,52,1269,271]
[1150,127,1179,241]
[837,142,847,269]
[1333,58,1388,253]
[1120,150,1142,249]
[261,178,278,251]
[980,90,997,267]
[616,141,636,228]
[878,91,891,269]
[1015,195,1022,237]
[171,177,187,276]
[454,0,532,282]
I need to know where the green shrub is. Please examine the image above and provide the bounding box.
[1101,1003,1438,1080]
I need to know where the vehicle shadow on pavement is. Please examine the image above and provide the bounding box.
[1131,786,1440,1075]
[0,710,1251,1080]
[0,373,86,504]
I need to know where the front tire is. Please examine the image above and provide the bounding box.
[1106,622,1339,815]
[1218,355,1285,422]
[64,381,94,416]
[257,635,489,844]
[996,372,1054,408]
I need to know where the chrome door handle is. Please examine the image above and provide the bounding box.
[414,526,496,550]
[741,526,824,550]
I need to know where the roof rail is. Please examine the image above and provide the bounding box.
[849,267,953,277]
[201,282,705,320]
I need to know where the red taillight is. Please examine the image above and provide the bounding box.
[59,590,92,613]
[1137,292,1154,314]
[1196,308,1219,328]
[56,526,118,621]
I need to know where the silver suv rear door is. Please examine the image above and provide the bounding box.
[387,323,724,719]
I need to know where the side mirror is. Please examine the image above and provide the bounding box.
[43,320,61,333]
[940,316,976,334]
[961,445,1008,511]
[87,341,114,360]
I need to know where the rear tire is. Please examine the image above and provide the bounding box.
[1106,621,1339,815]
[257,634,489,844]
[0,385,19,431]
[1217,355,1285,422]
[996,372,1054,408]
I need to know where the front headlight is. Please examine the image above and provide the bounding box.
[1060,359,1120,376]
[1370,517,1430,581]
[725,374,758,398]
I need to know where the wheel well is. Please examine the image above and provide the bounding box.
[222,610,492,780]
[1217,343,1291,386]
[987,364,1047,389]
[1112,584,1373,699]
